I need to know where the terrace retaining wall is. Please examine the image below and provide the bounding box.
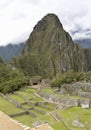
[9,111,28,117]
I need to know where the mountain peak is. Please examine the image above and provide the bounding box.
[44,13,58,17]
[22,13,64,54]
[15,13,86,77]
[42,13,61,22]
[33,13,62,33]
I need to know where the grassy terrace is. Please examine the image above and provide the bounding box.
[13,112,67,130]
[22,104,32,109]
[40,87,54,94]
[0,87,91,130]
[30,109,42,116]
[9,94,25,103]
[14,114,35,126]
[16,91,32,99]
[16,92,44,103]
[25,88,36,94]
[40,114,67,130]
[39,87,91,101]
[0,96,23,114]
[35,105,50,112]
[56,107,91,130]
[29,97,44,103]
[45,103,57,109]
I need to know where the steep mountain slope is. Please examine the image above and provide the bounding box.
[84,48,91,71]
[0,43,24,63]
[11,14,86,77]
[0,57,4,64]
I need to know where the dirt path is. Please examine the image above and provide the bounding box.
[31,124,53,130]
[0,111,30,130]
[0,111,53,130]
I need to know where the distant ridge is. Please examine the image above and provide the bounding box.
[75,39,91,48]
[0,43,24,63]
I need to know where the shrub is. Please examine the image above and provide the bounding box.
[0,64,29,94]
[51,70,85,88]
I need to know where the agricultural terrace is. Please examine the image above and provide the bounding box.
[0,86,91,130]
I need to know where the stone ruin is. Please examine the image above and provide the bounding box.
[60,82,91,99]
[37,90,91,109]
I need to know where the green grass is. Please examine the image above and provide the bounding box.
[56,107,91,130]
[22,104,32,109]
[35,106,50,112]
[29,99,44,104]
[29,99,38,103]
[25,88,36,94]
[16,91,32,99]
[0,87,91,130]
[45,103,57,110]
[30,109,42,116]
[40,113,67,130]
[14,114,36,127]
[9,94,25,103]
[0,96,23,114]
[35,103,56,112]
[14,112,67,130]
[32,96,44,102]
[52,122,67,130]
[40,87,54,94]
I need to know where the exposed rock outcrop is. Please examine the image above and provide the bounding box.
[60,82,91,98]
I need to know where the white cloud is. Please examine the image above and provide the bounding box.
[0,0,91,45]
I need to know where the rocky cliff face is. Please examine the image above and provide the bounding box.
[11,14,86,77]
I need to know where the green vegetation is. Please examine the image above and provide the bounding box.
[10,14,86,78]
[0,63,29,94]
[57,107,91,130]
[0,96,23,114]
[14,112,67,130]
[30,75,43,81]
[51,70,85,88]
[35,106,50,112]
[0,56,4,64]
[0,87,91,130]
[16,91,32,98]
[22,104,31,109]
[9,94,25,103]
[40,87,54,94]
[25,88,36,93]
[84,71,91,82]
[0,14,91,130]
[40,113,68,130]
[14,114,35,127]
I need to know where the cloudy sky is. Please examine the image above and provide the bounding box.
[0,0,91,45]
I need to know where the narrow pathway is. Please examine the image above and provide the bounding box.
[0,111,30,130]
[31,123,53,130]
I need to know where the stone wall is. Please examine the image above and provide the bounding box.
[33,107,46,114]
[60,82,91,99]
[37,91,91,109]
[0,93,21,108]
[9,111,28,117]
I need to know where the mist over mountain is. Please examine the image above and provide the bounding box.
[0,43,24,63]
